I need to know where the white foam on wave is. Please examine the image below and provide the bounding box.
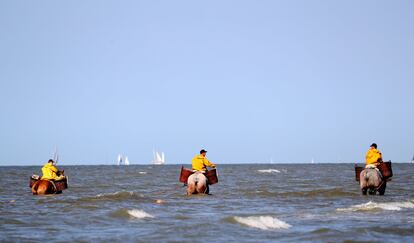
[233,216,291,230]
[127,209,154,219]
[337,201,414,212]
[258,169,281,173]
[96,191,134,198]
[139,171,147,174]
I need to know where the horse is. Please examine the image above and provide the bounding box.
[187,172,209,195]
[31,170,65,195]
[31,179,61,195]
[179,167,218,195]
[359,168,386,195]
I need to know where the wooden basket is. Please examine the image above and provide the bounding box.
[354,165,363,182]
[378,161,393,179]
[206,169,218,185]
[179,167,194,183]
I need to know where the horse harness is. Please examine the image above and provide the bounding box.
[49,180,58,193]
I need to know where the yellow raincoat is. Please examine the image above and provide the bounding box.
[41,162,61,180]
[365,148,382,166]
[192,155,216,172]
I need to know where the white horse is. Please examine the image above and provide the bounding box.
[359,167,386,195]
[187,172,209,195]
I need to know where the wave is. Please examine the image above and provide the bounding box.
[80,191,146,202]
[257,169,281,173]
[337,201,414,212]
[36,191,147,205]
[111,208,154,219]
[359,226,414,235]
[230,216,291,230]
[139,171,147,174]
[127,209,154,219]
[1,218,25,225]
[248,188,357,198]
[287,188,357,198]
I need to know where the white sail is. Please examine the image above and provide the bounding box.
[125,156,130,165]
[117,154,122,166]
[152,150,165,165]
[156,152,162,162]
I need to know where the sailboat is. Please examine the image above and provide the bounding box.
[117,154,130,165]
[311,158,315,164]
[117,154,123,166]
[410,153,414,164]
[152,150,165,165]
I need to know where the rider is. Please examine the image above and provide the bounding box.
[365,143,383,168]
[41,159,65,181]
[187,149,216,193]
[191,149,216,172]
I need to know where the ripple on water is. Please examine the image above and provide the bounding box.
[35,191,148,205]
[245,188,357,198]
[358,226,414,236]
[0,218,25,225]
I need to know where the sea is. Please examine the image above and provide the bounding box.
[1,163,413,242]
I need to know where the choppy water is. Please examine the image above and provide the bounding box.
[1,164,413,242]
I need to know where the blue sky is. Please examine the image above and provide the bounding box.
[0,1,413,165]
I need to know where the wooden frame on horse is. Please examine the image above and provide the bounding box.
[179,166,219,185]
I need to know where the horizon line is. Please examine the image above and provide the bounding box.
[0,161,409,167]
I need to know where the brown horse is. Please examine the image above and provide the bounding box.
[31,170,66,195]
[31,179,60,195]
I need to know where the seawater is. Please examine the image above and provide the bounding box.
[1,164,413,242]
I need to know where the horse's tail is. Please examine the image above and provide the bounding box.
[364,170,370,181]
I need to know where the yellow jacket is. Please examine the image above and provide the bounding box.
[41,162,59,180]
[365,148,382,166]
[192,155,215,172]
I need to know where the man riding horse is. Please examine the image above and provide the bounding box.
[32,159,66,195]
[360,143,386,195]
[187,149,216,195]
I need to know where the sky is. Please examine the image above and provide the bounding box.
[0,1,413,165]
